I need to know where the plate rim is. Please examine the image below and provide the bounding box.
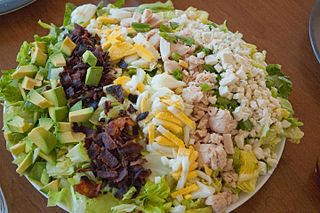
[0,0,37,16]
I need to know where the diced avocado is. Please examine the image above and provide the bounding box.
[82,50,97,66]
[38,150,56,164]
[70,100,82,112]
[28,162,46,181]
[43,86,67,107]
[85,66,103,86]
[3,131,25,145]
[49,106,68,122]
[50,52,66,67]
[21,76,37,90]
[28,90,52,109]
[61,36,76,56]
[186,207,212,213]
[40,180,59,194]
[11,65,38,79]
[57,122,72,132]
[49,67,64,80]
[57,131,86,144]
[39,118,55,131]
[28,127,57,154]
[7,116,32,133]
[9,142,26,155]
[69,107,94,123]
[34,71,44,81]
[31,47,47,66]
[33,41,47,53]
[16,152,33,175]
[89,107,103,125]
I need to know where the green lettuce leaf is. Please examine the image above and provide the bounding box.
[266,64,292,99]
[0,69,23,103]
[284,126,304,144]
[46,157,74,178]
[113,0,125,8]
[63,3,76,26]
[237,150,259,193]
[66,142,90,164]
[135,1,174,13]
[16,41,31,65]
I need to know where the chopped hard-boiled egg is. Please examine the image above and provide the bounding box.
[157,125,184,147]
[171,184,199,198]
[148,123,155,143]
[155,136,177,147]
[168,106,196,130]
[97,16,119,25]
[155,112,183,126]
[108,42,136,61]
[114,76,131,93]
[152,118,182,134]
[71,4,97,26]
[135,44,156,62]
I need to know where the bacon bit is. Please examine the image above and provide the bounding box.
[74,176,101,198]
[104,85,125,103]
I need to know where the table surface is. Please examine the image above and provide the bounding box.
[0,0,320,212]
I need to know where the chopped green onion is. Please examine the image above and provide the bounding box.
[200,83,212,92]
[202,47,212,56]
[238,119,254,131]
[132,22,151,32]
[169,22,179,30]
[127,32,135,38]
[171,52,181,61]
[203,64,216,73]
[172,69,183,80]
[159,32,177,42]
[160,24,173,33]
[176,35,194,46]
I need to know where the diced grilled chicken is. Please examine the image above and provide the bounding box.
[222,134,234,154]
[208,109,237,133]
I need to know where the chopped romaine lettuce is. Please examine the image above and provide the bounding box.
[266,64,292,99]
[66,142,90,164]
[135,1,174,13]
[63,3,76,26]
[284,126,304,144]
[0,70,23,103]
[16,41,31,65]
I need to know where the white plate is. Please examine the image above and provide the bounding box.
[4,106,285,212]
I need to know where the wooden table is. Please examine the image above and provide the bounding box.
[0,0,319,212]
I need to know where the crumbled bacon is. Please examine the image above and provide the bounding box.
[59,24,114,109]
[74,176,101,198]
[74,116,151,199]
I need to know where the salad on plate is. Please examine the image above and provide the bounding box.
[0,1,304,212]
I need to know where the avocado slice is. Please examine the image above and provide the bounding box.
[21,76,37,90]
[39,118,55,131]
[28,90,52,109]
[61,36,76,56]
[16,152,33,175]
[38,150,56,164]
[33,41,47,53]
[9,142,26,155]
[85,66,103,86]
[34,71,44,81]
[49,106,68,122]
[28,161,46,181]
[31,47,48,66]
[49,67,64,80]
[69,100,82,112]
[57,131,86,144]
[82,50,97,66]
[42,86,67,107]
[28,127,57,154]
[7,116,32,133]
[69,107,94,123]
[57,122,72,132]
[50,52,66,67]
[11,65,38,79]
[40,180,59,194]
[89,107,104,125]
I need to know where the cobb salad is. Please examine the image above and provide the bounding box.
[0,1,304,213]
